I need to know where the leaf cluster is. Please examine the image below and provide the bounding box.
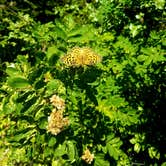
[0,0,165,165]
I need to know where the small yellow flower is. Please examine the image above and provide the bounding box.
[50,95,65,110]
[47,109,69,135]
[81,148,94,164]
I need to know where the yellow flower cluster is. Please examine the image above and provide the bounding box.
[81,148,94,164]
[47,95,69,135]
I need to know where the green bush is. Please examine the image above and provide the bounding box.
[0,0,165,165]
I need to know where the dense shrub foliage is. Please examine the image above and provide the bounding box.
[0,0,165,165]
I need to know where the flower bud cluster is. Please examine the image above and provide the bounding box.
[47,95,69,135]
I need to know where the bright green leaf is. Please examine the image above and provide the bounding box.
[6,66,21,76]
[107,143,119,160]
[7,77,30,88]
[66,141,77,162]
[48,137,57,147]
[54,143,67,157]
[134,143,141,153]
[94,154,110,166]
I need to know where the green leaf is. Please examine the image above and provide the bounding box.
[134,143,141,153]
[46,79,61,92]
[106,134,115,143]
[161,162,166,166]
[67,25,84,37]
[54,143,67,157]
[46,79,66,96]
[148,147,160,159]
[10,128,36,143]
[108,95,127,108]
[107,143,119,160]
[34,108,46,121]
[7,77,30,88]
[66,141,77,162]
[105,135,122,160]
[20,94,39,114]
[46,46,61,61]
[48,137,57,147]
[137,54,148,62]
[16,91,33,103]
[36,134,45,145]
[94,154,110,166]
[102,146,107,154]
[38,117,48,129]
[67,25,96,43]
[44,147,54,157]
[1,97,15,115]
[54,26,66,40]
[109,137,121,145]
[6,66,21,76]
[100,32,115,42]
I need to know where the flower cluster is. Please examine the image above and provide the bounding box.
[50,95,65,110]
[81,148,94,164]
[47,95,69,135]
[47,109,69,135]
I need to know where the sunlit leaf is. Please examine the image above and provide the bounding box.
[94,154,110,166]
[7,77,30,88]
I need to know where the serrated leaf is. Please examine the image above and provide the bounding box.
[106,134,115,143]
[102,146,107,154]
[108,95,127,107]
[109,137,121,145]
[7,77,30,88]
[107,143,119,160]
[148,147,160,159]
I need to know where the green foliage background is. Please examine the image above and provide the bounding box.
[0,0,165,165]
